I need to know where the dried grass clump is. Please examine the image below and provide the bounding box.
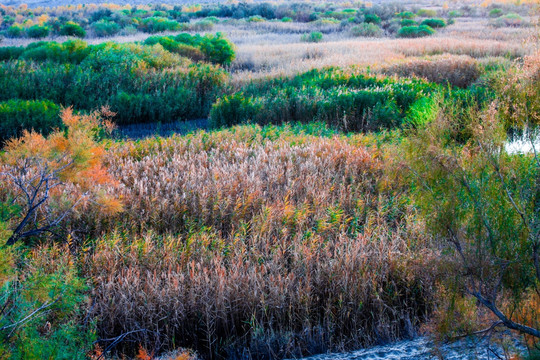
[380,55,481,88]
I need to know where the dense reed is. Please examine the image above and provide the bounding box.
[84,125,437,358]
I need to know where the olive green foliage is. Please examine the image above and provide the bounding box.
[400,19,417,27]
[6,24,24,38]
[0,39,230,125]
[138,16,181,33]
[404,102,540,338]
[417,9,437,17]
[398,25,436,38]
[489,8,504,18]
[396,11,416,19]
[26,25,49,39]
[420,18,446,28]
[0,244,95,359]
[59,21,86,38]
[144,33,236,65]
[351,23,382,37]
[301,31,324,43]
[91,20,120,37]
[364,13,381,24]
[491,13,528,27]
[0,99,61,145]
[210,68,438,131]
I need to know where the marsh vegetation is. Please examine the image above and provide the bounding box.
[0,0,538,359]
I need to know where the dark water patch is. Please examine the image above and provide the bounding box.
[114,119,208,140]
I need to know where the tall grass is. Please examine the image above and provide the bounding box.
[210,68,437,132]
[83,125,436,358]
[0,39,229,125]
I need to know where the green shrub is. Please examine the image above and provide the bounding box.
[26,25,50,38]
[138,17,181,33]
[0,245,95,359]
[6,24,24,38]
[420,18,446,28]
[203,16,220,23]
[247,15,266,22]
[0,46,25,61]
[489,8,503,18]
[448,10,462,18]
[197,32,236,65]
[144,33,236,65]
[396,11,416,19]
[400,19,417,26]
[417,9,437,17]
[492,13,527,27]
[301,31,323,43]
[281,17,293,22]
[210,92,262,128]
[191,19,215,31]
[0,40,229,125]
[91,20,120,37]
[210,68,438,132]
[351,23,382,37]
[312,17,340,25]
[398,25,436,38]
[416,9,437,17]
[0,99,61,145]
[59,21,86,38]
[364,13,381,24]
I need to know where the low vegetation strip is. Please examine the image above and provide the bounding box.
[0,35,232,126]
[210,68,438,131]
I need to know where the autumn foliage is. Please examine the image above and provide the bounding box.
[0,107,121,246]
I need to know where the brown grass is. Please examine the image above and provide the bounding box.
[379,54,482,88]
[81,127,437,358]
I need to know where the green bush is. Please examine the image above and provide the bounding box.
[448,10,462,18]
[492,13,527,27]
[420,18,446,28]
[400,19,417,26]
[210,92,262,128]
[138,17,180,33]
[91,20,120,37]
[489,8,503,18]
[0,40,229,125]
[59,21,86,38]
[301,31,323,43]
[281,17,293,22]
[247,15,266,22]
[197,33,236,65]
[0,47,25,61]
[191,20,214,31]
[398,25,436,38]
[417,9,437,17]
[146,33,236,65]
[210,68,438,132]
[351,23,382,37]
[364,13,381,24]
[0,246,95,359]
[0,99,61,145]
[396,11,416,19]
[26,25,50,39]
[6,24,24,38]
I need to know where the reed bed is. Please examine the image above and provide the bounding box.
[230,35,529,82]
[84,125,437,358]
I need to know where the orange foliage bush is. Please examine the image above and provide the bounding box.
[0,107,121,245]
